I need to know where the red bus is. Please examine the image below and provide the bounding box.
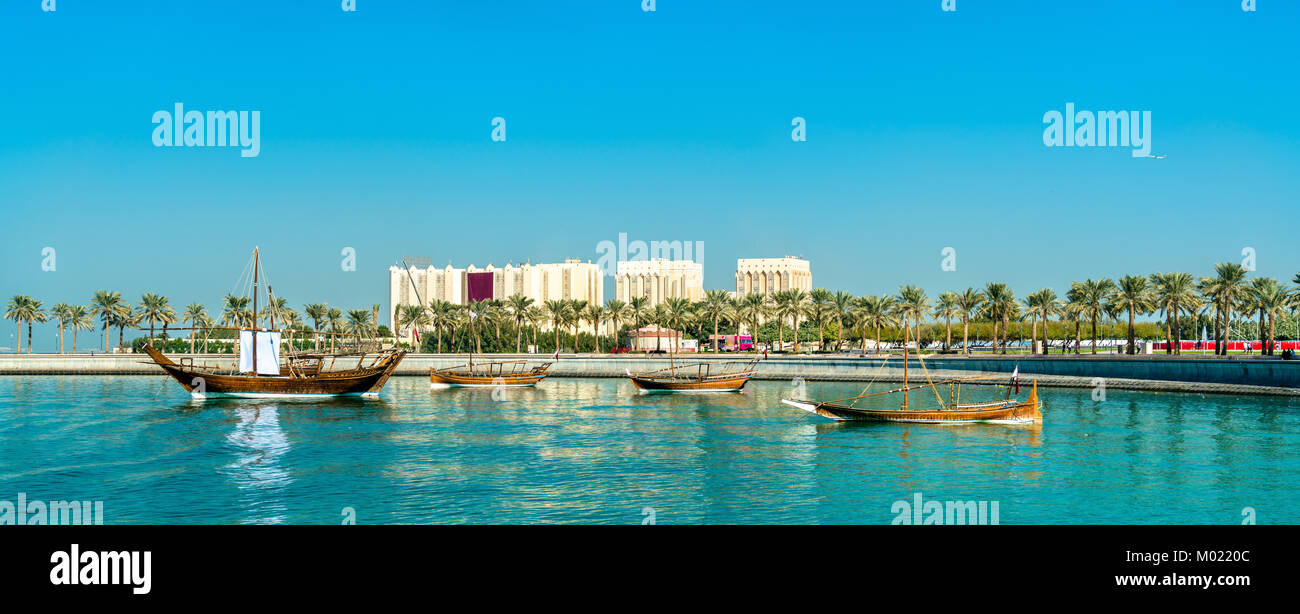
[708,335,754,351]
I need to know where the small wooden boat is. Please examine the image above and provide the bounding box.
[429,360,551,388]
[627,358,758,392]
[420,264,552,389]
[141,248,405,399]
[781,310,1042,424]
[781,381,1041,423]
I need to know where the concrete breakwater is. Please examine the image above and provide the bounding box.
[1,353,1298,396]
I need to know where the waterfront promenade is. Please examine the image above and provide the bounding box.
[2,353,1298,396]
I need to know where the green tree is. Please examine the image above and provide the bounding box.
[505,295,535,353]
[303,303,328,351]
[183,303,208,354]
[68,305,94,354]
[954,288,984,355]
[697,289,734,352]
[852,295,896,354]
[90,290,126,353]
[934,292,959,351]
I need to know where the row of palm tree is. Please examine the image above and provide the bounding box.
[3,291,386,354]
[9,264,1299,355]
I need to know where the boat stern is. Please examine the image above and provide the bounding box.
[780,398,820,415]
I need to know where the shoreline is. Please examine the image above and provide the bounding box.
[1,353,1297,397]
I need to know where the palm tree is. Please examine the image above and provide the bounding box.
[219,294,251,359]
[852,295,896,353]
[280,308,302,349]
[345,309,373,348]
[543,300,569,353]
[197,314,216,352]
[1024,289,1058,355]
[220,294,252,329]
[582,303,605,353]
[1064,284,1086,355]
[981,283,1015,354]
[51,303,74,354]
[485,299,506,350]
[604,299,630,350]
[895,285,930,351]
[90,290,126,353]
[773,290,810,352]
[303,303,328,351]
[397,304,429,348]
[736,293,771,349]
[566,300,588,352]
[648,304,669,351]
[525,305,545,351]
[506,294,535,353]
[934,292,959,351]
[697,289,734,352]
[26,298,47,354]
[954,288,984,355]
[1151,272,1196,355]
[5,296,36,354]
[1292,273,1300,313]
[628,296,650,330]
[139,293,174,350]
[69,305,93,354]
[663,297,693,353]
[325,307,345,351]
[426,300,456,353]
[1076,278,1116,354]
[115,305,140,353]
[263,297,291,329]
[1202,262,1249,355]
[1111,275,1154,355]
[830,291,854,352]
[807,288,835,351]
[183,304,207,354]
[465,300,489,354]
[1249,278,1288,355]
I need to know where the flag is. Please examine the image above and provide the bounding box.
[1011,365,1020,394]
[553,348,559,360]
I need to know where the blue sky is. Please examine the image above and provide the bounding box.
[2,1,1297,350]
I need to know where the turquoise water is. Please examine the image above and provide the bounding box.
[1,375,1297,524]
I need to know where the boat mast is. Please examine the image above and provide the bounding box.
[399,258,428,351]
[902,312,909,410]
[467,300,476,369]
[252,247,259,377]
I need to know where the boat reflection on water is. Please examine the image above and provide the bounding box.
[219,403,291,524]
[816,418,1044,446]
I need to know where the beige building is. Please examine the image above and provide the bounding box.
[614,259,704,307]
[389,258,603,337]
[735,256,811,297]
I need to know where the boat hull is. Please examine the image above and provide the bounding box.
[628,375,752,392]
[429,371,547,388]
[781,397,1042,423]
[429,361,551,388]
[143,346,404,399]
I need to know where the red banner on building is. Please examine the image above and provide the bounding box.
[467,272,494,302]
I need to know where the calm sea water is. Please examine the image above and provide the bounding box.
[1,375,1296,524]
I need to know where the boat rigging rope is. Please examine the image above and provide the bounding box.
[845,356,888,408]
[916,358,947,409]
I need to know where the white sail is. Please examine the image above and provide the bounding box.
[239,331,281,375]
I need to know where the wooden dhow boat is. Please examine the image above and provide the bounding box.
[429,359,551,388]
[142,248,405,399]
[627,358,759,392]
[145,344,404,398]
[407,259,552,389]
[780,312,1042,424]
